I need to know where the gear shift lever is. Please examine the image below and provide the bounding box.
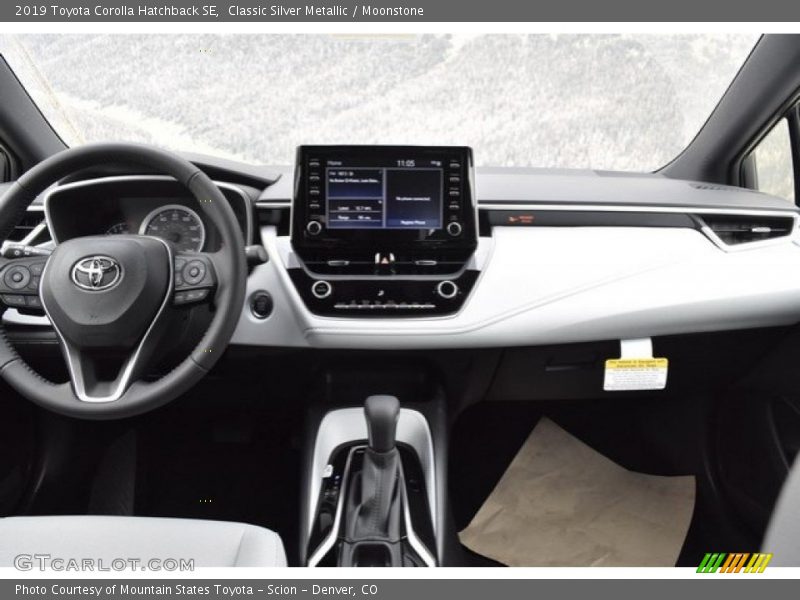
[365,395,400,453]
[339,395,404,566]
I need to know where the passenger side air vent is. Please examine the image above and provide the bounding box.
[5,210,46,242]
[700,214,795,245]
[690,183,735,192]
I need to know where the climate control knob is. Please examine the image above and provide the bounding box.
[306,220,323,236]
[311,280,333,299]
[446,221,462,237]
[436,280,459,299]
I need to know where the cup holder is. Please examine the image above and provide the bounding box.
[352,542,392,567]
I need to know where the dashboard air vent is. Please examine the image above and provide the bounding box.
[5,211,46,242]
[690,183,733,192]
[701,214,795,245]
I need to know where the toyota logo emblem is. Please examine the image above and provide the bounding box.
[71,256,123,291]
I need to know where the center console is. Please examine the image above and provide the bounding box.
[289,145,479,316]
[305,398,438,567]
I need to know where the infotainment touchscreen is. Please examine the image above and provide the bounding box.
[326,159,443,230]
[292,145,476,253]
[290,146,478,311]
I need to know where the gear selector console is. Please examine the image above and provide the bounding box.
[305,397,437,567]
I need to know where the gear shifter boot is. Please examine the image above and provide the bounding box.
[345,447,402,540]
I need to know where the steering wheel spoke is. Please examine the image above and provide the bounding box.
[0,255,48,312]
[59,338,157,403]
[173,252,217,306]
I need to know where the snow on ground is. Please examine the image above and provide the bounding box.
[0,34,757,171]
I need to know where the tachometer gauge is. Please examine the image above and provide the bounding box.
[139,205,206,252]
[105,222,130,235]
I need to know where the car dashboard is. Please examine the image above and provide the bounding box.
[4,144,800,354]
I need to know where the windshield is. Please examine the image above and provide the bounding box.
[0,33,757,171]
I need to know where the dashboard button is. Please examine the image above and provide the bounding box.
[306,220,323,236]
[311,280,333,299]
[436,280,459,299]
[250,291,273,319]
[446,221,463,237]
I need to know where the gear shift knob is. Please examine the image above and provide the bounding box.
[364,395,400,453]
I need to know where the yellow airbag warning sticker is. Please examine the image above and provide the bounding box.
[603,358,668,391]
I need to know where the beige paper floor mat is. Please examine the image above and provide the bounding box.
[459,418,695,567]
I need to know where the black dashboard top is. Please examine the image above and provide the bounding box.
[261,164,797,214]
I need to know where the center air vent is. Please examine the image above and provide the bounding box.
[700,214,795,245]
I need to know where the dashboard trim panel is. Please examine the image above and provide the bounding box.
[228,223,800,350]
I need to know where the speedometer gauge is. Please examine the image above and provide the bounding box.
[139,205,206,252]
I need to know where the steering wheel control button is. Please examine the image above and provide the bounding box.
[311,280,333,299]
[306,220,323,236]
[250,291,274,319]
[4,266,31,290]
[173,288,209,305]
[436,280,459,299]
[25,295,42,308]
[185,289,209,302]
[1,294,26,307]
[182,260,207,286]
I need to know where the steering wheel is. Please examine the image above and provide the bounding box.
[0,143,247,419]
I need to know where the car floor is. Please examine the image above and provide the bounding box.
[4,371,775,568]
[133,412,302,562]
[81,387,306,565]
[448,396,760,567]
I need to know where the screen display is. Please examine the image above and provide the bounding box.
[326,159,443,230]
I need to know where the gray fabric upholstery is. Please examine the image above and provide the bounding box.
[0,516,286,567]
[763,456,800,566]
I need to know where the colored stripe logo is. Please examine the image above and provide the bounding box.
[697,553,773,573]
